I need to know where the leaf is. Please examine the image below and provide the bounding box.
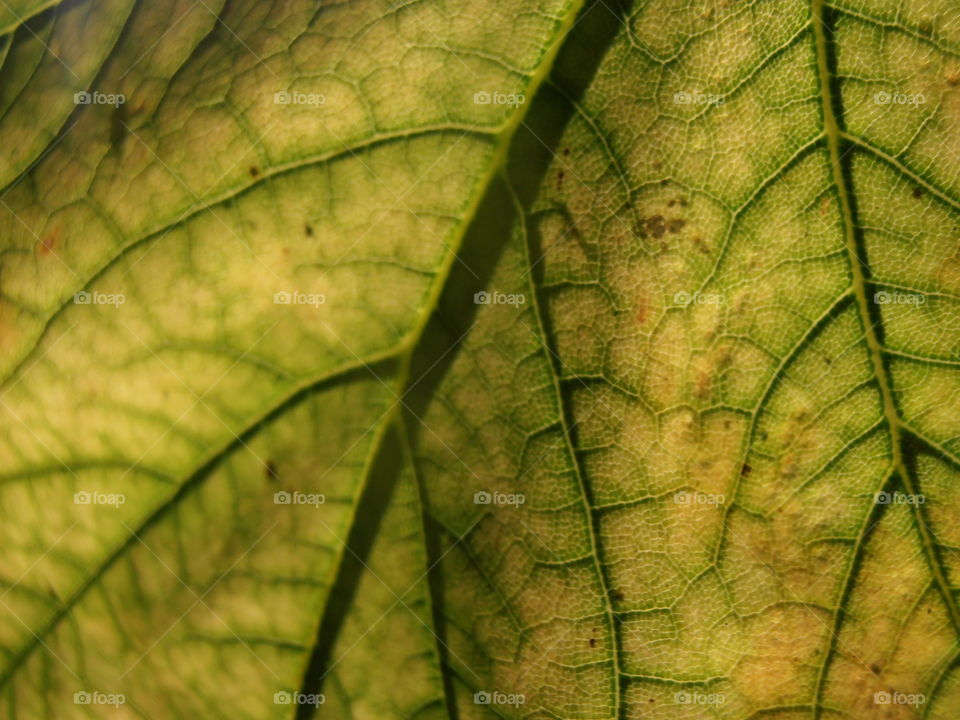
[405,0,960,718]
[2,0,960,718]
[0,0,582,715]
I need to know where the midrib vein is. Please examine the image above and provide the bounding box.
[812,0,960,658]
[510,180,623,719]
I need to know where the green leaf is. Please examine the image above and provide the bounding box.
[2,0,960,718]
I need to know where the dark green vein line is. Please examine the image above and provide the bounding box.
[512,176,623,716]
[900,422,960,474]
[0,353,401,691]
[813,0,960,697]
[840,131,960,215]
[0,124,495,393]
[827,3,960,62]
[715,288,854,566]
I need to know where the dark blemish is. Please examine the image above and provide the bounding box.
[305,224,314,237]
[693,236,710,254]
[680,197,689,207]
[589,638,596,648]
[645,215,666,239]
[927,607,933,614]
[668,218,685,234]
[562,147,570,156]
[557,170,565,189]
[668,199,676,207]
[912,187,923,198]
[741,463,752,477]
[611,590,625,602]
[824,356,832,365]
[870,663,882,675]
[249,166,260,177]
[724,419,731,430]
[265,460,279,482]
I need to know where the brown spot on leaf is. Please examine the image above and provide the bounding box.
[636,298,648,324]
[249,166,260,177]
[912,187,923,198]
[668,218,685,234]
[305,224,314,237]
[741,463,752,477]
[695,370,712,400]
[645,215,666,239]
[589,638,596,648]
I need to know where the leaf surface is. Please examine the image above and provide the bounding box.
[2,0,960,718]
